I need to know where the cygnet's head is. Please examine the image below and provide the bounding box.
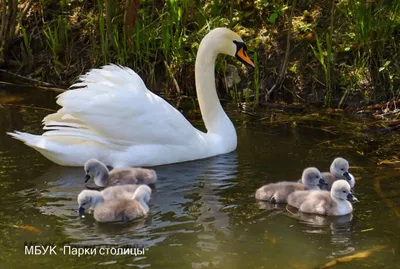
[331,180,358,201]
[132,185,152,204]
[301,167,326,187]
[330,157,352,181]
[200,28,254,68]
[77,190,104,215]
[84,159,108,185]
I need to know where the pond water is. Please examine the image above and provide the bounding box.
[0,85,399,269]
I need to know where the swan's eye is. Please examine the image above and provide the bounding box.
[342,190,346,193]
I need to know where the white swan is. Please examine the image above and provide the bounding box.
[7,28,254,167]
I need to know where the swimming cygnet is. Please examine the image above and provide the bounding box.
[78,185,152,222]
[76,185,139,214]
[84,159,157,187]
[322,157,355,191]
[287,180,358,216]
[101,184,140,200]
[255,167,326,203]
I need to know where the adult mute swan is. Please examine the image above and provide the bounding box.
[8,28,254,167]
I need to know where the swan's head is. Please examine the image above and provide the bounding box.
[330,157,352,181]
[77,190,104,216]
[84,158,108,186]
[132,185,152,204]
[301,167,326,187]
[331,180,358,201]
[202,28,254,68]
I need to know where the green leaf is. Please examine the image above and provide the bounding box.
[268,13,278,24]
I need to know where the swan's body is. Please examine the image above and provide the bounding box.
[255,167,325,203]
[84,159,157,187]
[287,180,358,216]
[321,157,355,191]
[78,184,140,202]
[101,184,141,200]
[8,28,254,167]
[78,185,152,222]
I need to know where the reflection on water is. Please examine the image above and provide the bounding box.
[256,200,355,257]
[24,153,239,247]
[0,88,399,268]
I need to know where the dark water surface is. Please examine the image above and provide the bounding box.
[0,86,399,268]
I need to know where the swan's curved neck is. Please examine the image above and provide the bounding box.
[133,192,150,212]
[139,199,149,212]
[195,37,236,139]
[95,163,110,187]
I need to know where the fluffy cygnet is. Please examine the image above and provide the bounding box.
[101,184,140,200]
[287,180,358,216]
[322,157,355,191]
[255,167,325,203]
[84,159,157,187]
[78,185,152,222]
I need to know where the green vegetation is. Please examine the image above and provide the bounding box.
[0,0,399,107]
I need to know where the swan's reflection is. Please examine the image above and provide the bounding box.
[288,209,354,257]
[20,152,238,247]
[255,200,355,259]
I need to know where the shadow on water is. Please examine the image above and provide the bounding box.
[0,87,399,268]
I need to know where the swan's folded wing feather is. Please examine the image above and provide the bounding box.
[44,65,203,146]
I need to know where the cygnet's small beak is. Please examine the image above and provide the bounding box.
[78,207,85,216]
[343,172,352,181]
[84,174,91,183]
[346,193,358,202]
[319,178,328,185]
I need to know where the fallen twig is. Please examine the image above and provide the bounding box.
[163,61,181,95]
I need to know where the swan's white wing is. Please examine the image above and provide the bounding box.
[43,64,203,146]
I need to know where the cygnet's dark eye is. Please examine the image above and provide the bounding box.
[341,168,344,171]
[342,190,346,193]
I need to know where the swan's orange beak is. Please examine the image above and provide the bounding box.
[236,47,255,68]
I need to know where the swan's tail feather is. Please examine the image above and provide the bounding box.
[7,131,97,166]
[7,131,45,149]
[8,128,126,152]
[42,130,126,150]
[44,121,88,130]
